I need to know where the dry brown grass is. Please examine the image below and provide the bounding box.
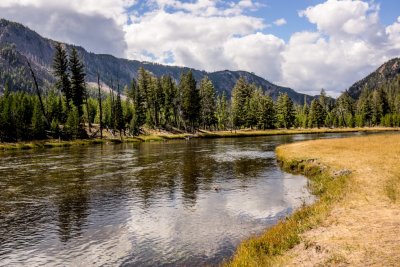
[200,127,399,139]
[275,134,400,266]
[227,134,400,267]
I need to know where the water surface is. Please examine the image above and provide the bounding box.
[0,132,370,266]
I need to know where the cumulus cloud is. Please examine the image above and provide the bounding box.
[224,33,285,80]
[124,2,269,71]
[278,0,400,96]
[0,6,127,57]
[125,0,400,96]
[0,0,131,57]
[1,0,400,95]
[281,32,379,95]
[124,0,283,82]
[386,16,400,54]
[273,18,287,26]
[299,0,385,43]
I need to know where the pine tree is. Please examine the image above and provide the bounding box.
[216,92,230,130]
[302,102,309,128]
[69,48,86,117]
[180,70,200,132]
[199,76,217,129]
[308,99,325,128]
[0,85,14,141]
[357,89,373,127]
[148,77,163,127]
[335,91,354,127]
[231,77,253,129]
[254,90,275,129]
[13,92,33,140]
[53,43,71,108]
[132,68,147,135]
[161,75,176,127]
[31,98,47,139]
[65,105,80,139]
[275,93,295,129]
[115,90,124,137]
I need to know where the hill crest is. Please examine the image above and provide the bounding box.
[0,18,315,104]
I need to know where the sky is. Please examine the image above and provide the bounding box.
[0,0,399,96]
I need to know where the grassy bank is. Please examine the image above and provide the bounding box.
[199,127,399,138]
[0,139,108,151]
[228,134,400,266]
[0,127,399,151]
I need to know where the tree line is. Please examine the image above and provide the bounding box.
[1,44,400,142]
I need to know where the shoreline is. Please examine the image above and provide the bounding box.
[227,133,400,266]
[0,127,399,151]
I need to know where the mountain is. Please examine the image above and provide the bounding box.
[0,18,314,104]
[347,58,400,99]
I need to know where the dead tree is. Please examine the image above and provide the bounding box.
[27,61,49,126]
[97,72,103,139]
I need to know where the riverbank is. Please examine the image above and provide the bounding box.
[0,127,399,151]
[228,134,400,266]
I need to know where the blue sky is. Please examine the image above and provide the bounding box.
[0,0,399,95]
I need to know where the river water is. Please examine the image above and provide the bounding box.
[0,132,370,266]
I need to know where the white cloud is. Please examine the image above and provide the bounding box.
[281,32,379,96]
[273,18,287,26]
[124,0,400,96]
[1,0,400,96]
[280,0,399,96]
[123,3,269,72]
[224,33,285,80]
[0,0,132,56]
[386,16,400,53]
[298,0,385,44]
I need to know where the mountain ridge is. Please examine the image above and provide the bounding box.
[0,18,316,103]
[347,57,400,99]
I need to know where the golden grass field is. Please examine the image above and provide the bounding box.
[228,133,400,266]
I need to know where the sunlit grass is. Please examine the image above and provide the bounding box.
[200,127,399,138]
[227,134,400,266]
[227,155,350,266]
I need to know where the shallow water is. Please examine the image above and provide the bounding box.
[0,132,371,266]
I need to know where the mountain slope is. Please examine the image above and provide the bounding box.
[0,18,314,104]
[347,58,400,99]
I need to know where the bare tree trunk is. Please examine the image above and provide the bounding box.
[27,61,49,126]
[84,82,91,133]
[97,72,103,139]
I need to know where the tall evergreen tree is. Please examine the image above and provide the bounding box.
[308,99,325,128]
[180,71,200,132]
[131,68,148,135]
[356,89,373,126]
[69,48,86,117]
[275,93,295,129]
[335,91,354,127]
[115,90,124,137]
[0,85,14,141]
[65,105,80,139]
[53,43,71,108]
[31,98,47,139]
[251,89,275,129]
[161,75,176,127]
[231,77,253,129]
[216,92,230,130]
[301,102,309,128]
[199,76,217,129]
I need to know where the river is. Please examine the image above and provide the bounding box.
[0,132,371,266]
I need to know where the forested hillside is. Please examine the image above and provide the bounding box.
[1,42,399,143]
[0,18,314,103]
[348,58,400,99]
